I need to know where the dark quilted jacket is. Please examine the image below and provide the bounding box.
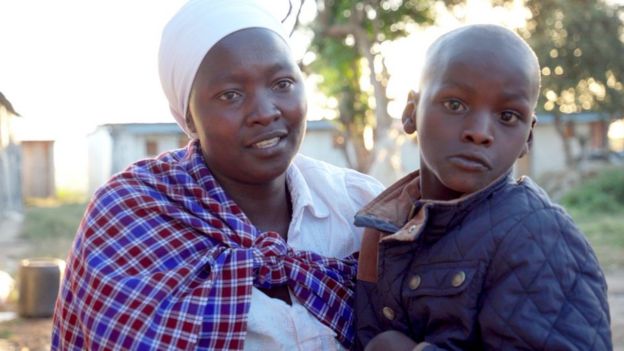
[354,171,612,350]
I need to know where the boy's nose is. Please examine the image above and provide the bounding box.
[461,112,494,146]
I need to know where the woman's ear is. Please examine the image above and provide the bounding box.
[402,90,419,135]
[185,110,197,134]
[519,116,536,158]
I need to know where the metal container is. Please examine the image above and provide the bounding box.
[18,258,65,318]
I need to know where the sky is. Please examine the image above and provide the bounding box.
[1,0,189,140]
[0,1,289,192]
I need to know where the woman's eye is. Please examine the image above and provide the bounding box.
[274,79,294,91]
[443,99,466,112]
[500,111,521,124]
[218,91,241,101]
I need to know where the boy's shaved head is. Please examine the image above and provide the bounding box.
[408,24,541,200]
[421,24,541,107]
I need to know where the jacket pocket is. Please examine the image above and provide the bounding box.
[401,260,482,298]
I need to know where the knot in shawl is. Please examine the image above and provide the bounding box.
[51,140,357,350]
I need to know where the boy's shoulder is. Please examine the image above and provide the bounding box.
[483,175,585,244]
[499,175,552,207]
[463,175,574,236]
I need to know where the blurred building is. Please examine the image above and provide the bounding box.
[21,140,55,199]
[86,120,362,193]
[85,114,614,194]
[87,123,189,194]
[518,112,613,179]
[0,92,22,217]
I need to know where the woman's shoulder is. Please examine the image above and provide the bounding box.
[92,146,192,198]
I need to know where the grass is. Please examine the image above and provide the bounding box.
[560,166,624,271]
[570,211,624,271]
[19,201,87,260]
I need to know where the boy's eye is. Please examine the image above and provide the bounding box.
[274,79,294,91]
[500,111,521,124]
[217,91,241,101]
[443,99,466,112]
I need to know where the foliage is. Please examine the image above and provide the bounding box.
[300,0,443,171]
[560,167,624,214]
[20,203,86,259]
[501,0,624,166]
[574,212,624,269]
[560,166,624,269]
[21,203,86,241]
[296,0,624,171]
[517,0,624,116]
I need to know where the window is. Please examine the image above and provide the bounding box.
[145,140,158,156]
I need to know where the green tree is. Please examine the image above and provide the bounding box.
[292,0,624,174]
[296,0,440,173]
[513,0,624,167]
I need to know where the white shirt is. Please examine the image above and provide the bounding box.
[244,154,384,351]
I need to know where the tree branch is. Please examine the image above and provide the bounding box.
[289,0,306,37]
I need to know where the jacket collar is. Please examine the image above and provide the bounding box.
[354,170,515,237]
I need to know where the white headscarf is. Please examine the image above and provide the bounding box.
[158,0,291,137]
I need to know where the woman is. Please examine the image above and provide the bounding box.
[51,0,383,350]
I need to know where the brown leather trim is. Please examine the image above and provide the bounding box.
[357,228,380,282]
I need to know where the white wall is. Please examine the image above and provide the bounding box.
[88,128,186,194]
[87,122,583,195]
[299,131,349,167]
[87,128,113,195]
[531,124,582,179]
[300,127,421,186]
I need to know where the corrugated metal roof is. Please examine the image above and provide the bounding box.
[100,123,183,135]
[0,92,20,116]
[536,112,611,124]
[95,119,338,134]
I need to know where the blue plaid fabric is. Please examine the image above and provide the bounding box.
[52,140,357,350]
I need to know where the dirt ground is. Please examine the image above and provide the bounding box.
[0,216,623,350]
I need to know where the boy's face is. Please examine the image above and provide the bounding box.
[187,28,307,186]
[408,29,538,200]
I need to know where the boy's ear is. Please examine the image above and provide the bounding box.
[519,116,536,158]
[402,90,419,135]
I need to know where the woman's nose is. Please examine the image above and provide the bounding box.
[247,92,280,125]
[461,111,494,146]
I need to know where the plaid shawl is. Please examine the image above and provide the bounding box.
[52,140,357,350]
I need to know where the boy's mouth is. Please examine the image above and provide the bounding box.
[448,153,492,171]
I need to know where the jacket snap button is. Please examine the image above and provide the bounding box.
[408,275,421,290]
[452,271,466,287]
[382,306,395,320]
[408,225,418,234]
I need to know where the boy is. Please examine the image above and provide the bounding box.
[355,24,612,350]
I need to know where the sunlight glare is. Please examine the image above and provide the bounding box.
[609,119,624,139]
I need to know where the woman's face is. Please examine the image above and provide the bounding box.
[187,28,307,186]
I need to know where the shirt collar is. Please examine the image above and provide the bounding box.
[286,158,330,219]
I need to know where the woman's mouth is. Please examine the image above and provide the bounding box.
[252,137,280,149]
